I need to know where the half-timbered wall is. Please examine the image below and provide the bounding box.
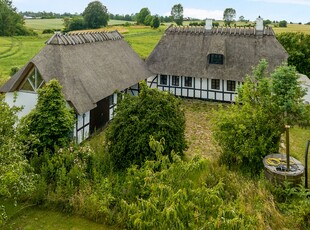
[147,75,240,102]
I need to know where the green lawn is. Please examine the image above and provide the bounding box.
[25,18,65,33]
[1,200,112,230]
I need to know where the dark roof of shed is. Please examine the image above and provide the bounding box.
[1,31,151,114]
[146,25,288,81]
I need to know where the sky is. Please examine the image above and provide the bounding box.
[12,0,310,23]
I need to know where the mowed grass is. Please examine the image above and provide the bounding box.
[0,35,49,84]
[25,18,64,32]
[1,200,112,230]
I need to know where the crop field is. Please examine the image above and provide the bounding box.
[24,18,135,33]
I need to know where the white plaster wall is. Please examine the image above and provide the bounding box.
[5,92,37,120]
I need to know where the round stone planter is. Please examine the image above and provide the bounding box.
[263,153,304,186]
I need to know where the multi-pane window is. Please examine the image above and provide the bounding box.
[227,80,236,91]
[184,77,193,87]
[21,67,44,92]
[209,54,224,64]
[211,79,220,90]
[172,76,180,86]
[160,75,168,85]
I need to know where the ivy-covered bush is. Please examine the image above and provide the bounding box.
[105,82,186,170]
[213,60,306,174]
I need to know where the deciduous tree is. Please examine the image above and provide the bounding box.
[277,32,310,77]
[136,7,150,25]
[213,60,306,174]
[223,8,236,26]
[83,1,109,29]
[171,4,184,26]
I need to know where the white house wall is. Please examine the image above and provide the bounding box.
[147,75,238,102]
[5,92,37,120]
[302,84,310,104]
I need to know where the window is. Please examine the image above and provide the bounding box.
[21,67,44,92]
[227,80,236,91]
[160,75,168,85]
[211,79,220,90]
[209,54,224,65]
[172,76,180,86]
[184,77,192,87]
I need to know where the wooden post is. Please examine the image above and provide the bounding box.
[285,125,290,171]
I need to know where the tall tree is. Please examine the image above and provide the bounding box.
[151,15,160,29]
[136,7,151,25]
[0,0,28,35]
[171,4,184,26]
[277,32,310,77]
[83,1,109,29]
[223,8,236,26]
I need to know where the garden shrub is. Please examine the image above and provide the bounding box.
[213,60,306,174]
[105,81,186,170]
[18,79,75,155]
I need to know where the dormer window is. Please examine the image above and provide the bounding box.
[209,54,224,65]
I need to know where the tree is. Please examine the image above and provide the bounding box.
[64,17,85,32]
[144,14,153,26]
[223,8,236,26]
[171,4,184,26]
[0,96,36,223]
[0,0,34,36]
[105,82,186,170]
[279,20,287,27]
[136,7,150,25]
[263,19,272,26]
[277,32,310,77]
[151,15,160,29]
[19,79,75,153]
[239,16,245,22]
[213,60,306,174]
[83,1,109,29]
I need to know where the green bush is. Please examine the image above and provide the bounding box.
[18,79,75,154]
[213,60,306,174]
[105,82,186,170]
[42,29,55,34]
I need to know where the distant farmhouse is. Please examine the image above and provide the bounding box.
[0,31,151,143]
[146,17,288,102]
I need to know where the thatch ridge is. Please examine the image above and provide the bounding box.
[46,31,123,46]
[165,25,275,36]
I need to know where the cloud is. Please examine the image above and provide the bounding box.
[183,8,223,20]
[249,0,310,6]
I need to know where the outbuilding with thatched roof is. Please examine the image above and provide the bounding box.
[0,31,151,143]
[146,17,288,101]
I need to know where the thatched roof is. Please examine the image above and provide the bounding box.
[1,31,151,114]
[146,25,288,82]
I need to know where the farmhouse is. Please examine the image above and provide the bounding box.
[146,17,288,101]
[0,31,151,143]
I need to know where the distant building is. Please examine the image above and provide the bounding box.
[146,17,288,102]
[0,31,151,143]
